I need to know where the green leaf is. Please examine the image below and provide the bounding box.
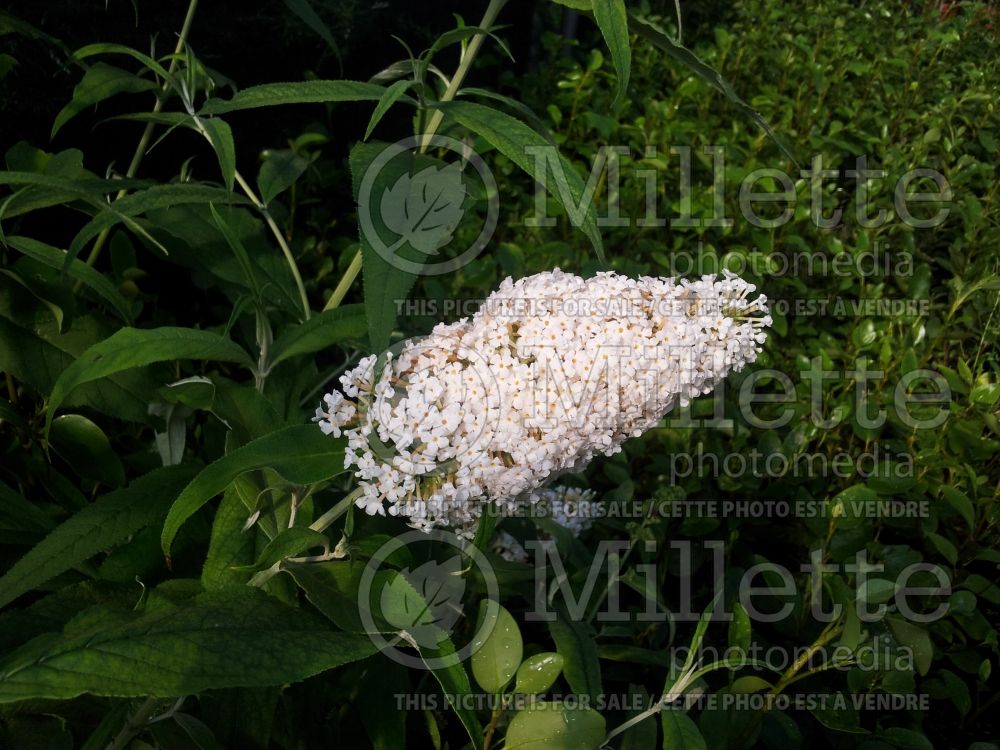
[627,15,798,166]
[505,701,606,750]
[200,118,237,192]
[358,661,408,750]
[424,641,485,750]
[288,560,367,632]
[268,304,367,366]
[0,465,197,610]
[48,414,126,487]
[0,53,17,81]
[0,586,376,702]
[284,0,342,60]
[829,484,878,529]
[940,486,975,530]
[661,710,707,750]
[678,589,724,677]
[349,140,420,352]
[592,0,631,109]
[855,578,897,605]
[3,235,133,323]
[925,531,958,565]
[365,79,412,140]
[0,267,66,332]
[201,80,392,115]
[547,608,602,702]
[936,669,972,718]
[456,88,555,144]
[731,676,772,694]
[72,43,173,83]
[201,479,258,590]
[514,652,564,695]
[621,683,655,750]
[839,604,862,653]
[728,601,751,653]
[45,326,254,436]
[173,713,223,750]
[0,173,161,256]
[161,425,346,556]
[197,686,279,750]
[52,62,158,138]
[364,565,483,749]
[434,100,604,262]
[0,301,155,423]
[0,479,54,538]
[471,503,499,555]
[257,150,311,207]
[242,527,329,572]
[67,183,249,265]
[887,616,933,676]
[470,601,523,693]
[971,382,1000,406]
[597,644,672,667]
[210,203,263,304]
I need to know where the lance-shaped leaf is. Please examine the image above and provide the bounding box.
[284,0,343,67]
[433,100,605,261]
[350,141,441,352]
[628,15,797,165]
[200,80,393,115]
[67,184,249,264]
[257,149,311,207]
[547,608,602,703]
[3,236,133,323]
[370,567,483,749]
[0,586,376,703]
[364,79,412,140]
[52,61,158,138]
[72,43,173,83]
[45,326,254,437]
[200,118,237,192]
[161,426,346,556]
[592,0,631,109]
[268,304,366,366]
[0,465,198,610]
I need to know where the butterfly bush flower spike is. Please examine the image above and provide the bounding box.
[315,269,770,535]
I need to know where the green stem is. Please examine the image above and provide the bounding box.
[420,0,508,154]
[4,372,17,404]
[80,0,200,276]
[309,488,363,532]
[232,160,312,321]
[327,0,509,311]
[192,114,312,322]
[482,700,506,750]
[107,696,158,750]
[323,248,363,311]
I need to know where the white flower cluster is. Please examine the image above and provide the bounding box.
[492,486,598,563]
[315,269,769,535]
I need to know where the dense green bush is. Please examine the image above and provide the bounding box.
[0,1,997,748]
